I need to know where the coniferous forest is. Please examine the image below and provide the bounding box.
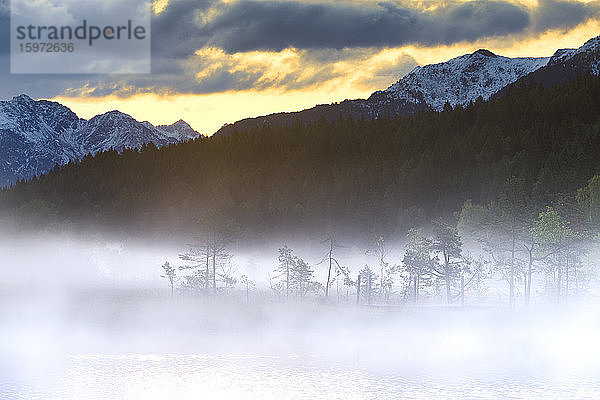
[3,75,600,240]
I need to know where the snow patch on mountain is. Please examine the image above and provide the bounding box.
[156,119,199,142]
[548,48,578,65]
[379,50,550,111]
[547,36,600,75]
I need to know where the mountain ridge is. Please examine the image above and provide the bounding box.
[0,95,199,186]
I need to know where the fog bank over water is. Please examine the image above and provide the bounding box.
[2,232,600,399]
[3,286,600,399]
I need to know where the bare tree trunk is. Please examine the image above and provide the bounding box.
[565,247,569,304]
[523,272,527,306]
[444,273,451,304]
[212,252,216,294]
[509,232,515,307]
[286,258,289,299]
[443,251,452,304]
[413,275,418,305]
[557,264,562,304]
[460,275,464,307]
[575,259,579,297]
[205,244,210,292]
[325,238,333,297]
[356,275,361,305]
[526,246,533,306]
[367,274,372,305]
[380,264,384,299]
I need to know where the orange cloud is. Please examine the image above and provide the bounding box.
[50,5,600,135]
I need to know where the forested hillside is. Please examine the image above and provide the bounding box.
[3,74,600,237]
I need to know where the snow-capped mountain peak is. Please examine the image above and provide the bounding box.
[0,96,199,186]
[156,119,200,141]
[380,49,550,111]
[12,94,34,103]
[471,49,498,58]
[546,35,600,74]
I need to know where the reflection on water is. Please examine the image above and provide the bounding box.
[2,353,600,400]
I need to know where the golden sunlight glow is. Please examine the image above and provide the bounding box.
[152,0,169,15]
[53,87,362,136]
[49,2,600,136]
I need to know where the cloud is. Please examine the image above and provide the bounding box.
[164,0,598,53]
[0,1,8,56]
[162,0,530,53]
[143,0,600,60]
[358,54,419,90]
[0,0,599,100]
[57,47,351,96]
[532,0,600,33]
[151,0,214,60]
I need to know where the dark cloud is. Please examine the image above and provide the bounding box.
[183,0,591,54]
[144,0,600,56]
[151,0,214,60]
[424,1,531,45]
[186,0,528,52]
[532,0,600,32]
[297,48,380,64]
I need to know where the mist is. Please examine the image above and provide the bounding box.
[2,230,600,399]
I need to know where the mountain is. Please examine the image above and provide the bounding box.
[0,95,199,186]
[373,50,548,112]
[215,36,600,137]
[498,36,600,93]
[155,119,199,141]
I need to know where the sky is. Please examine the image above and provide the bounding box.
[1,0,600,134]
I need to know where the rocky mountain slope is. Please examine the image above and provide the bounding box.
[0,95,198,186]
[374,50,549,112]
